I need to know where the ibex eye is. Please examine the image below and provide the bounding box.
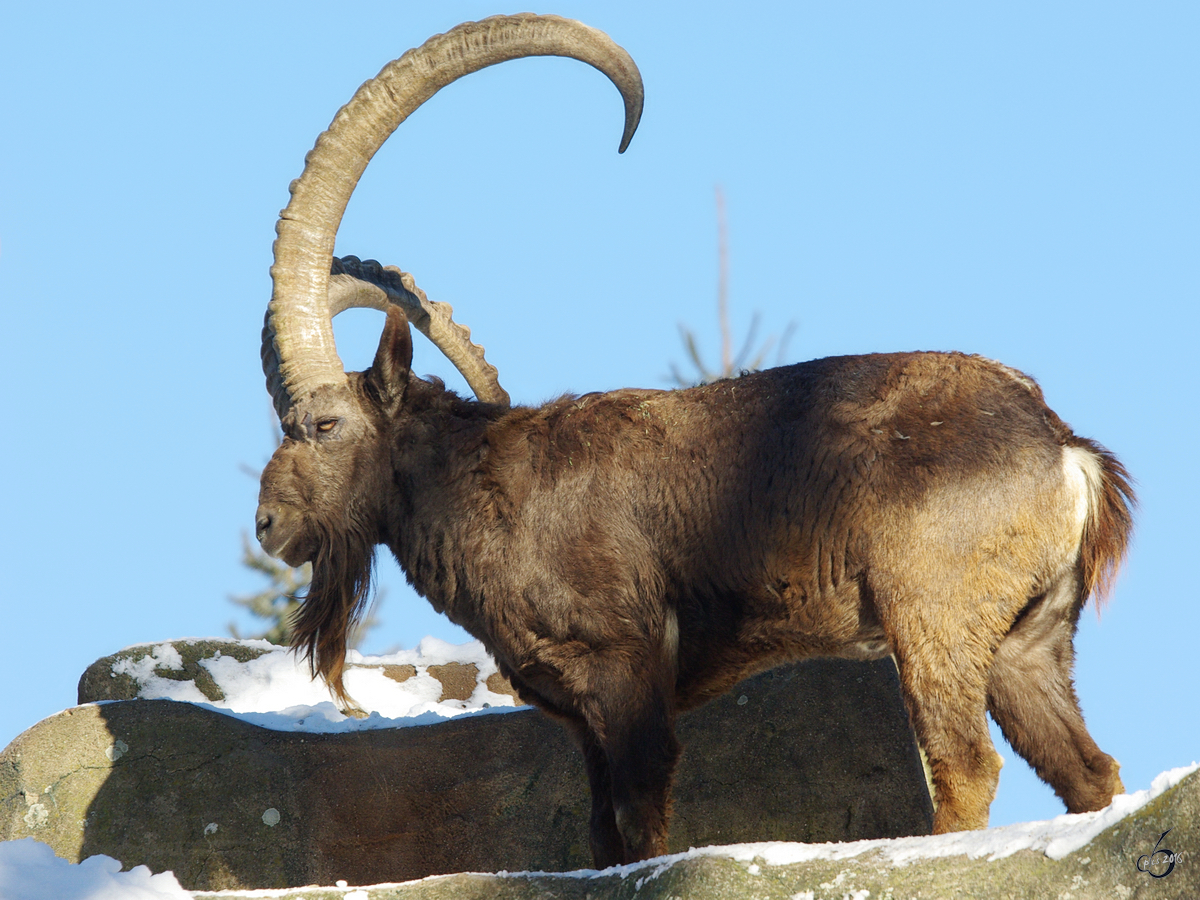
[316,419,339,434]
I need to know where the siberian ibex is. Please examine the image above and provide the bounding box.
[256,14,1133,867]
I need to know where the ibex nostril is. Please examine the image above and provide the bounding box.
[255,513,272,541]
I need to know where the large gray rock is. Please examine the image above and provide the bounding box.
[151,766,1200,900]
[2,655,932,890]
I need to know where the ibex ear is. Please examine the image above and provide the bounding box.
[366,306,413,405]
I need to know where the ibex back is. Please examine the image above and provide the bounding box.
[254,15,1133,868]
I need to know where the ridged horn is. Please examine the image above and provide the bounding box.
[330,257,509,406]
[263,14,644,417]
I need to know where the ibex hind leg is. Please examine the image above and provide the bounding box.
[889,636,1003,831]
[986,571,1123,813]
[876,587,1004,832]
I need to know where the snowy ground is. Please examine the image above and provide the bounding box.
[1,640,1196,899]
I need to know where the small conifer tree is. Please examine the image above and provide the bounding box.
[670,187,793,386]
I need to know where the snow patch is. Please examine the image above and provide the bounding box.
[0,839,190,900]
[97,638,521,735]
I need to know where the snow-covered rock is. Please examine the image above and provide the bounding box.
[3,642,930,890]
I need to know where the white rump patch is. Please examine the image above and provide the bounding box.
[1061,445,1103,538]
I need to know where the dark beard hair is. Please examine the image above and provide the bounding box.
[289,518,377,709]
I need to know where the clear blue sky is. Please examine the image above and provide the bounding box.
[2,1,1196,830]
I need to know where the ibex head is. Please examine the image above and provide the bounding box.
[254,15,643,700]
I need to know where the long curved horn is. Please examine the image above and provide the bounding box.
[261,257,511,417]
[329,256,509,406]
[264,14,644,416]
